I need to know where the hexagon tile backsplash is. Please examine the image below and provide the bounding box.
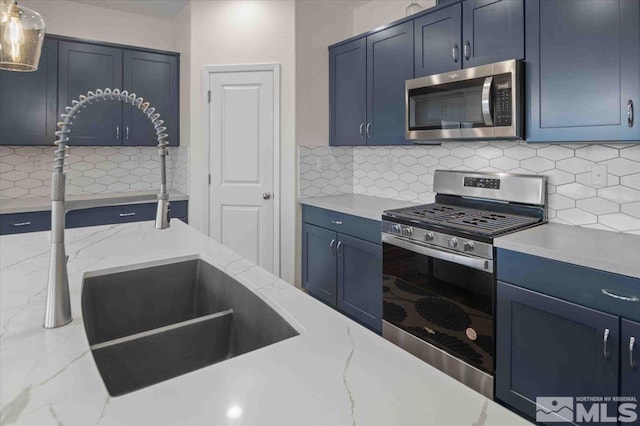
[0,145,189,199]
[299,142,640,235]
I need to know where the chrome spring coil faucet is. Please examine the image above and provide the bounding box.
[44,88,171,329]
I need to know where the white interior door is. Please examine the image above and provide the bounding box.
[208,68,278,273]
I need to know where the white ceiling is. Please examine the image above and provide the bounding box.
[68,0,188,20]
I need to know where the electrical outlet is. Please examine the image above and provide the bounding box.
[383,155,398,167]
[35,155,46,171]
[135,153,145,166]
[315,157,330,172]
[591,164,607,187]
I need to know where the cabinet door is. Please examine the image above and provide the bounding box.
[366,22,413,146]
[621,319,640,400]
[461,0,523,68]
[122,50,179,146]
[58,42,123,146]
[329,38,366,146]
[414,3,462,78]
[302,223,337,305]
[526,0,640,142]
[0,39,58,146]
[496,281,619,421]
[337,234,382,332]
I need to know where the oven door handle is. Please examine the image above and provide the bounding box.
[382,233,493,273]
[481,76,493,127]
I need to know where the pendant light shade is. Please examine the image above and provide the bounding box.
[0,1,45,72]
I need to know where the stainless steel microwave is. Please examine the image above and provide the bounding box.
[406,59,523,141]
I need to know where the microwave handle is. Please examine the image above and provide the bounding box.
[481,76,494,126]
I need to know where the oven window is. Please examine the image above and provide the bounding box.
[383,243,494,374]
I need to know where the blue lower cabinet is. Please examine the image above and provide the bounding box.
[337,234,382,331]
[302,207,382,333]
[0,211,51,235]
[496,281,620,422]
[67,200,187,229]
[621,319,640,400]
[302,223,338,305]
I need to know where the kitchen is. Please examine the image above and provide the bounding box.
[1,1,640,424]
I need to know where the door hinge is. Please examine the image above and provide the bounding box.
[208,90,211,103]
[208,174,211,185]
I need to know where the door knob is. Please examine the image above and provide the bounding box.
[262,192,272,200]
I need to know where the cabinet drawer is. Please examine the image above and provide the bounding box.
[302,205,380,244]
[67,203,157,228]
[497,248,640,322]
[169,200,187,219]
[0,211,51,235]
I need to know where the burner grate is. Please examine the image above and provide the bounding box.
[388,204,540,236]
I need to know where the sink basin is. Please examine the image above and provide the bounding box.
[81,258,299,396]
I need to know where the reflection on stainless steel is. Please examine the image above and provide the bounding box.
[383,321,494,398]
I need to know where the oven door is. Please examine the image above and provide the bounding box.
[382,233,494,375]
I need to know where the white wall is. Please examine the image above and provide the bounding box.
[352,0,436,35]
[186,1,296,284]
[21,0,177,52]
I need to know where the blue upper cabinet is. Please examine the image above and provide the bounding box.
[461,0,524,68]
[366,21,414,146]
[526,0,640,142]
[58,41,123,146]
[329,23,413,146]
[329,38,367,146]
[0,39,58,146]
[122,50,179,147]
[414,3,462,77]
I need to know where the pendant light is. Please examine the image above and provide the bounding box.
[0,0,45,72]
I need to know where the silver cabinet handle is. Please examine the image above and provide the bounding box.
[603,328,610,360]
[366,122,372,138]
[628,100,634,128]
[116,125,120,139]
[336,241,343,257]
[119,212,136,217]
[262,192,271,200]
[330,220,342,225]
[601,289,639,302]
[452,43,459,63]
[330,239,336,256]
[359,123,365,138]
[463,41,470,60]
[630,337,637,370]
[481,76,494,126]
[11,221,31,227]
[126,125,130,139]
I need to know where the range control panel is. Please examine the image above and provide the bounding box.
[464,176,501,190]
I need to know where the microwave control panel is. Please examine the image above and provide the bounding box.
[494,74,512,127]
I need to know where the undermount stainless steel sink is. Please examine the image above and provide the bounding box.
[81,258,299,396]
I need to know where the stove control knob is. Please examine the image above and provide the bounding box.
[425,232,434,241]
[463,242,475,252]
[448,238,458,249]
[401,227,413,237]
[391,224,402,234]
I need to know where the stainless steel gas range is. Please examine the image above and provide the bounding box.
[381,170,547,399]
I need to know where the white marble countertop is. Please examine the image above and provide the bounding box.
[496,223,640,279]
[0,191,189,215]
[0,221,529,425]
[299,194,420,221]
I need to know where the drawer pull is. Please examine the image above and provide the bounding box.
[11,221,31,227]
[603,328,610,360]
[330,220,343,225]
[630,337,637,370]
[119,212,136,217]
[601,289,639,302]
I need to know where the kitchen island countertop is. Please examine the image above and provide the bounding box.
[0,220,529,425]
